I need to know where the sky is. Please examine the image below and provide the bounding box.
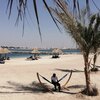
[0,0,100,49]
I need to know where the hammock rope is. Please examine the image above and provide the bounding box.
[58,73,69,82]
[38,73,52,84]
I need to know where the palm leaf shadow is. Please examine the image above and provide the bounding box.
[0,81,52,94]
[67,85,85,89]
[0,81,86,95]
[95,65,100,68]
[61,85,85,94]
[55,68,84,73]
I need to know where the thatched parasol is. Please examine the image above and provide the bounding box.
[0,48,11,59]
[31,48,40,54]
[31,48,41,59]
[0,48,11,54]
[52,48,63,54]
[52,48,63,58]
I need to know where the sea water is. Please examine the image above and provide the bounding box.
[3,49,80,59]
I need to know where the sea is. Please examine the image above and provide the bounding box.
[2,49,81,59]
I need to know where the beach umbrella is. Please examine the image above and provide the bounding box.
[31,48,41,58]
[0,48,4,58]
[31,48,40,54]
[0,48,10,54]
[3,48,11,54]
[52,48,63,55]
[0,48,5,54]
[52,48,63,58]
[0,48,11,58]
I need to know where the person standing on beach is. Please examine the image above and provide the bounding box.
[51,73,61,92]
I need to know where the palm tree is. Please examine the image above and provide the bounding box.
[50,1,100,95]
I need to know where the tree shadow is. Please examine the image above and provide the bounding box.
[60,85,86,95]
[0,81,53,94]
[56,85,85,95]
[96,65,100,68]
[0,81,84,95]
[60,91,78,94]
[67,85,85,89]
[91,64,100,68]
[55,68,84,73]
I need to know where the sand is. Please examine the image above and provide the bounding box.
[0,54,100,100]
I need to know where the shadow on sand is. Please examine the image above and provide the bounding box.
[60,85,85,95]
[0,81,52,94]
[67,85,85,89]
[55,68,84,73]
[91,64,100,68]
[0,81,82,95]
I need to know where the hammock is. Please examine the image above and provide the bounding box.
[36,70,73,91]
[37,72,54,93]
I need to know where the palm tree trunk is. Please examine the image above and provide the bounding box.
[93,54,97,68]
[83,54,93,95]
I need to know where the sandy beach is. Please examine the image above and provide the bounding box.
[0,54,100,100]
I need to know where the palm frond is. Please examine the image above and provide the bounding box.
[51,1,88,51]
[94,14,100,32]
[42,0,61,32]
[77,0,81,19]
[73,0,76,12]
[6,0,100,40]
[92,0,100,12]
[7,0,14,19]
[33,0,42,41]
[86,0,90,18]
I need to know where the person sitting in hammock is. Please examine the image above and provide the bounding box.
[51,73,61,92]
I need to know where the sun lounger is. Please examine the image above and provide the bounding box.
[26,56,38,60]
[0,60,5,64]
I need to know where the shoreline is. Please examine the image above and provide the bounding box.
[6,53,81,59]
